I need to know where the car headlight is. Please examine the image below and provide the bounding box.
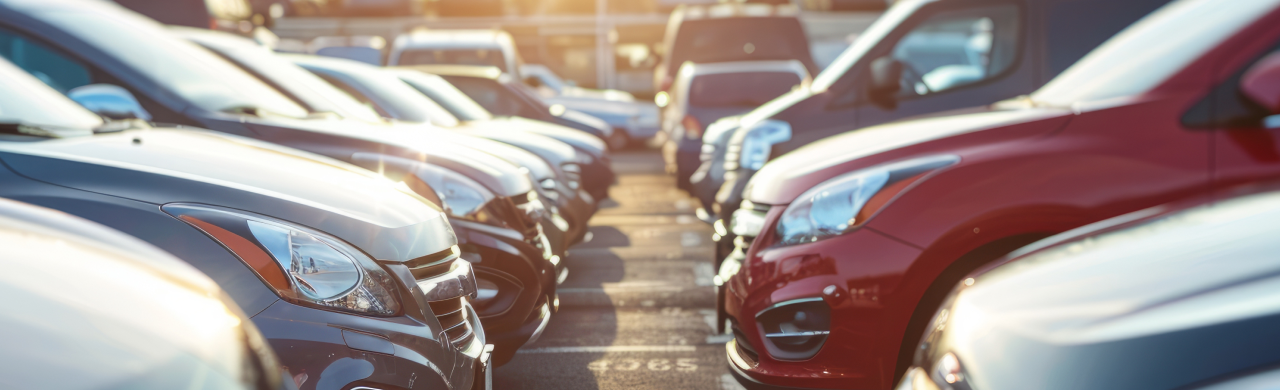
[755,298,831,361]
[165,204,401,316]
[776,155,960,246]
[734,120,792,171]
[896,353,974,390]
[415,164,496,220]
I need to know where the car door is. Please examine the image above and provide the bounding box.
[851,0,1035,129]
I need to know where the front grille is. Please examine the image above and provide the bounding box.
[429,297,476,348]
[409,247,476,349]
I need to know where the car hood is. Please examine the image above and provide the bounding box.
[238,117,534,197]
[935,190,1280,390]
[435,124,562,181]
[0,198,278,390]
[481,116,608,158]
[558,109,614,136]
[546,97,657,119]
[557,86,636,102]
[0,128,455,262]
[745,106,1072,205]
[453,122,575,176]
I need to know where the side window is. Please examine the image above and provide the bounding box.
[314,73,389,119]
[889,4,1021,97]
[1183,45,1280,130]
[449,77,524,116]
[0,29,91,93]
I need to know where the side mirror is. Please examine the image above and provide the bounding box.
[68,84,152,121]
[868,56,904,110]
[1242,51,1280,128]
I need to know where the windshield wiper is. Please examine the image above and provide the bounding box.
[0,122,65,139]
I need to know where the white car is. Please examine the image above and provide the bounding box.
[522,64,661,147]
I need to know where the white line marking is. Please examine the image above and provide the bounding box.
[516,346,699,354]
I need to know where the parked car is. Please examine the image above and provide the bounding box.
[113,0,259,34]
[282,52,592,253]
[0,0,553,365]
[723,0,1280,388]
[405,64,618,148]
[701,0,1173,266]
[390,29,522,75]
[902,186,1280,390]
[523,64,662,149]
[0,198,289,390]
[0,57,487,390]
[653,3,816,95]
[392,67,616,205]
[661,60,810,192]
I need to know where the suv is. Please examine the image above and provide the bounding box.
[654,3,817,94]
[390,29,522,75]
[701,0,1173,262]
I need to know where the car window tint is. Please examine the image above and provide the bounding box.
[0,29,91,94]
[1183,46,1280,129]
[688,71,801,108]
[1045,0,1170,76]
[446,76,526,117]
[315,73,392,119]
[398,49,508,72]
[667,18,813,77]
[398,71,494,122]
[890,4,1020,97]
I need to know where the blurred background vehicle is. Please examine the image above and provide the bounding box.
[0,56,487,390]
[903,186,1280,390]
[114,0,262,34]
[523,63,662,150]
[702,0,1174,267]
[723,0,1280,388]
[390,29,523,74]
[653,3,817,98]
[661,59,810,191]
[415,64,620,150]
[0,0,556,366]
[0,198,288,390]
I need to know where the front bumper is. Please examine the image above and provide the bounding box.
[724,224,925,390]
[253,298,485,390]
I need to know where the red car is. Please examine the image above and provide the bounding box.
[722,0,1280,388]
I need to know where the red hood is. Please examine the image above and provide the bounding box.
[745,105,1075,205]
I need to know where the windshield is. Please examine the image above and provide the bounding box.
[811,0,922,91]
[326,64,461,127]
[0,58,101,133]
[689,72,802,108]
[1031,0,1280,106]
[397,49,509,72]
[34,9,308,119]
[396,70,494,122]
[183,31,385,124]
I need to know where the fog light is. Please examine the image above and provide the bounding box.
[755,298,831,360]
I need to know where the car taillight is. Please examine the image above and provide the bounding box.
[683,115,704,140]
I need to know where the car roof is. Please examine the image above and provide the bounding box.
[670,2,802,21]
[677,60,810,79]
[396,64,508,80]
[392,29,513,50]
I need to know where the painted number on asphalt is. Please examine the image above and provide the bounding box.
[588,358,698,372]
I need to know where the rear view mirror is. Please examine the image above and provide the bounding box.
[868,56,904,110]
[1242,51,1280,128]
[68,84,152,121]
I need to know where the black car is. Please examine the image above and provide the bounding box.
[903,186,1280,390]
[0,57,485,390]
[0,197,289,390]
[0,0,553,365]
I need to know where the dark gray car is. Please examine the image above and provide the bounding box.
[0,0,557,364]
[0,57,485,390]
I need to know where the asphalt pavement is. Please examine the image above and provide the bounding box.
[494,149,744,390]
